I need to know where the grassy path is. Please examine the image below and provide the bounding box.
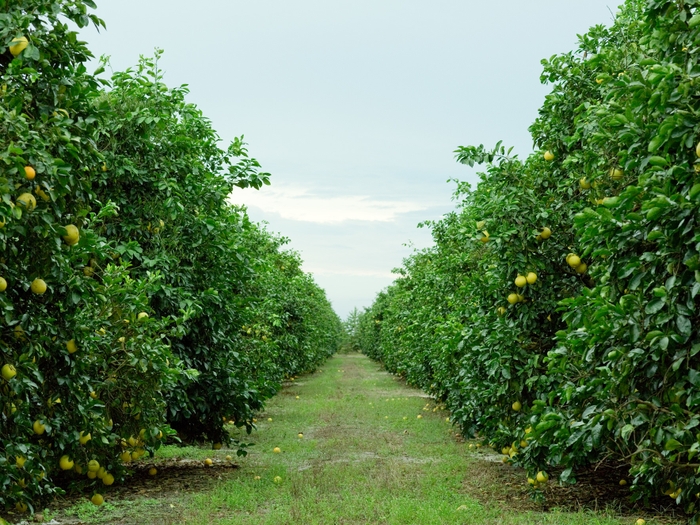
[51,353,652,525]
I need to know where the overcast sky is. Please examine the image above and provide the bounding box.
[81,1,620,318]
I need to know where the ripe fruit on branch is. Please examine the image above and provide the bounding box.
[512,401,522,411]
[540,227,551,239]
[497,306,506,316]
[536,471,549,483]
[62,225,80,246]
[1,364,16,380]
[66,339,77,354]
[526,272,537,284]
[567,254,581,268]
[9,36,28,57]
[610,168,623,180]
[0,276,6,292]
[514,275,527,287]
[507,293,519,305]
[544,151,554,161]
[31,278,47,294]
[579,178,591,190]
[59,455,74,470]
[24,166,36,180]
[17,192,37,211]
[575,263,588,274]
[33,420,45,435]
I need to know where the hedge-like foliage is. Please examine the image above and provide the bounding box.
[357,0,700,515]
[1,0,341,514]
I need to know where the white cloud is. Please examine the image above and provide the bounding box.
[229,184,429,224]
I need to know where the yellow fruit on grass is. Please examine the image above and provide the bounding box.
[91,494,104,506]
[17,192,37,211]
[268,418,272,422]
[635,520,645,525]
[512,401,522,411]
[575,263,588,274]
[0,276,6,292]
[579,178,591,190]
[87,459,100,472]
[213,443,222,450]
[79,431,91,445]
[59,455,74,470]
[298,433,304,438]
[526,272,537,284]
[274,476,282,483]
[567,254,581,268]
[2,364,17,380]
[544,151,554,161]
[417,415,422,419]
[33,420,45,435]
[9,36,28,56]
[149,467,157,476]
[204,458,213,466]
[24,166,36,180]
[102,473,114,486]
[273,447,281,453]
[62,224,79,246]
[536,471,549,483]
[514,275,527,287]
[540,227,552,239]
[507,293,519,305]
[66,339,78,354]
[31,278,47,294]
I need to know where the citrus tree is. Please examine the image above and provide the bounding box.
[0,0,180,513]
[2,0,342,516]
[357,0,700,515]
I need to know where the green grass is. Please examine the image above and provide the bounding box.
[48,353,667,524]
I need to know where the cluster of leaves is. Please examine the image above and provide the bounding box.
[0,0,341,514]
[356,0,700,516]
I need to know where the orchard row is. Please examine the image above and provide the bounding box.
[354,0,700,517]
[0,0,342,514]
